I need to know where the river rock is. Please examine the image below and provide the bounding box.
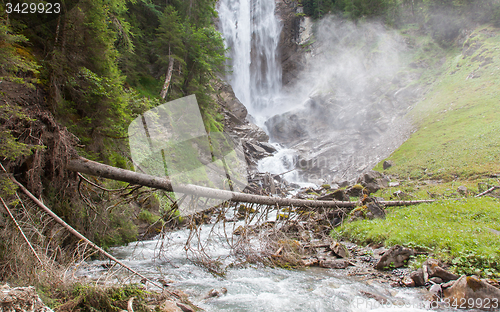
[159,300,183,312]
[375,245,414,270]
[424,258,459,282]
[319,259,350,269]
[176,302,195,312]
[443,275,500,309]
[233,123,269,142]
[257,141,278,153]
[410,269,426,286]
[402,275,416,287]
[204,287,228,299]
[330,242,349,258]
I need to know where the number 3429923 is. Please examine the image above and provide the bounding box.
[6,2,61,14]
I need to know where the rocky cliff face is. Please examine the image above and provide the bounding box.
[264,15,426,182]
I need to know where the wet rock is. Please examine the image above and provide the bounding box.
[429,277,444,284]
[159,300,183,312]
[424,258,459,282]
[443,275,500,309]
[233,123,269,142]
[360,290,391,304]
[429,283,442,295]
[402,275,416,287]
[204,287,228,299]
[319,258,350,269]
[375,245,414,270]
[257,141,278,153]
[411,269,426,286]
[176,302,195,312]
[383,160,394,170]
[338,181,350,188]
[330,242,349,258]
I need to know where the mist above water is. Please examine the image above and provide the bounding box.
[264,17,415,182]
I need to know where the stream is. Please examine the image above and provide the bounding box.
[81,222,437,312]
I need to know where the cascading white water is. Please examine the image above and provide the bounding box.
[218,0,282,127]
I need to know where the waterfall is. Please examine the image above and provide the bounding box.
[218,0,282,127]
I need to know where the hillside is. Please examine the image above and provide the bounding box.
[376,24,500,180]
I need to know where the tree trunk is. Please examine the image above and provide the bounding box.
[67,157,435,209]
[160,47,174,100]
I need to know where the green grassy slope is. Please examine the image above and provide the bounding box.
[375,25,500,180]
[336,25,500,276]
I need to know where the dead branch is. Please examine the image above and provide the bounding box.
[67,157,435,209]
[9,175,172,294]
[475,185,500,198]
[0,197,43,266]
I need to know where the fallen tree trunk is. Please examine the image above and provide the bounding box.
[67,157,435,209]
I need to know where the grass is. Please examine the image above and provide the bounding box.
[334,197,500,277]
[374,24,500,180]
[337,25,500,277]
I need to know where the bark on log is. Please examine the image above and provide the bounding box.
[160,52,174,100]
[67,157,435,209]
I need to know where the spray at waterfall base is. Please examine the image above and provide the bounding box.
[259,151,382,185]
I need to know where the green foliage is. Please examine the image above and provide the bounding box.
[334,197,500,276]
[51,283,150,312]
[0,12,40,77]
[137,210,161,224]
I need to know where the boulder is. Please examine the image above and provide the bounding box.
[410,268,426,286]
[402,276,416,287]
[365,202,386,220]
[346,184,364,197]
[204,287,227,299]
[383,160,394,170]
[176,302,195,312]
[159,300,183,312]
[457,185,469,195]
[318,189,349,201]
[257,142,278,154]
[443,275,500,309]
[329,242,349,258]
[357,171,389,194]
[375,245,414,270]
[319,259,350,269]
[424,258,459,282]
